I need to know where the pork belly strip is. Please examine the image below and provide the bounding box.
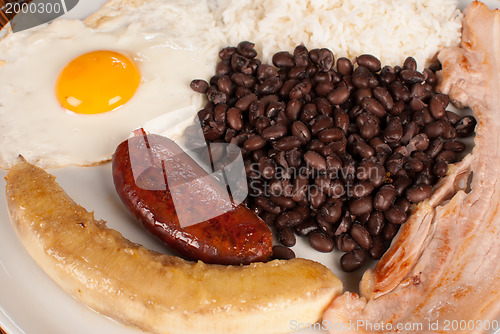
[323,2,500,333]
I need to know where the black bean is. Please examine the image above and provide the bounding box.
[291,121,311,144]
[380,66,397,85]
[213,104,227,123]
[367,211,385,236]
[444,140,466,153]
[190,79,209,93]
[408,97,426,112]
[426,138,444,158]
[340,249,366,272]
[327,86,351,105]
[408,133,429,152]
[291,174,309,203]
[384,118,403,143]
[307,139,325,154]
[455,115,477,137]
[335,212,352,236]
[334,233,355,253]
[429,95,446,119]
[231,53,251,73]
[312,71,332,84]
[410,83,430,100]
[310,115,335,135]
[292,44,309,67]
[273,136,302,151]
[243,135,266,151]
[415,173,434,186]
[433,161,448,177]
[315,81,335,97]
[357,54,381,72]
[368,137,390,155]
[258,158,276,179]
[278,227,296,247]
[439,119,456,139]
[231,72,255,88]
[396,198,411,213]
[406,184,432,203]
[254,196,281,215]
[404,157,424,173]
[351,66,372,89]
[279,79,298,98]
[226,107,243,131]
[384,207,407,225]
[446,110,461,125]
[215,61,231,76]
[436,150,456,163]
[423,68,437,86]
[254,116,270,134]
[386,153,405,174]
[334,108,350,134]
[207,88,227,105]
[318,128,343,143]
[235,94,258,112]
[369,237,386,259]
[272,51,295,68]
[321,201,343,224]
[256,64,278,82]
[350,224,372,250]
[274,210,303,229]
[354,138,375,159]
[336,57,353,76]
[403,57,417,71]
[258,77,282,95]
[236,41,257,58]
[390,80,411,101]
[308,231,334,252]
[317,48,334,71]
[327,154,344,172]
[286,100,302,121]
[286,148,302,168]
[373,86,394,110]
[218,46,236,60]
[361,97,385,118]
[373,185,397,212]
[382,222,400,240]
[293,205,311,220]
[356,113,380,140]
[369,164,386,188]
[355,88,374,105]
[315,214,334,237]
[262,124,288,141]
[390,100,405,116]
[272,245,295,260]
[400,69,425,84]
[351,181,374,198]
[424,122,444,139]
[309,185,327,208]
[304,151,327,171]
[294,218,318,236]
[349,196,373,216]
[300,103,319,123]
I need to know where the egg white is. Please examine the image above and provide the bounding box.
[0,0,220,169]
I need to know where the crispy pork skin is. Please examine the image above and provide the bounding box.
[323,2,500,333]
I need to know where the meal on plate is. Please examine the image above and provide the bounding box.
[2,0,500,333]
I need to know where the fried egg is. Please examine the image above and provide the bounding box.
[0,0,219,169]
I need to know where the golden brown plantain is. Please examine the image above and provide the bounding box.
[5,159,342,334]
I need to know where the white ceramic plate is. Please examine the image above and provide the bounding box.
[0,1,499,333]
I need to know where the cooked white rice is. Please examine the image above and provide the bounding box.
[210,0,463,69]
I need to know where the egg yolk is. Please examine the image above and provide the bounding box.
[56,50,140,115]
